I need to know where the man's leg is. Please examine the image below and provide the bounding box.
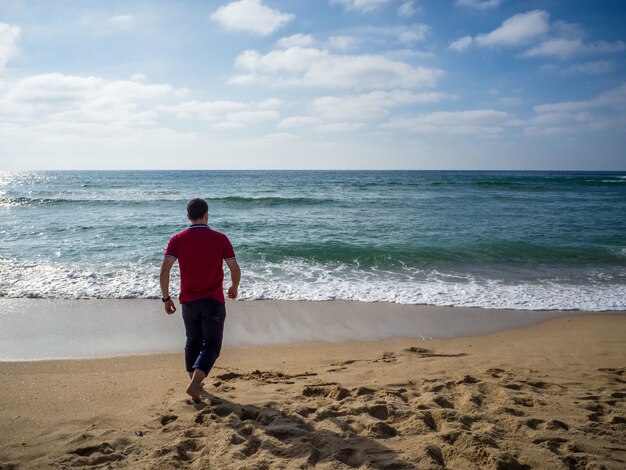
[186,299,226,402]
[186,369,206,403]
[181,302,203,377]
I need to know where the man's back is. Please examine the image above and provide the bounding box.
[165,225,235,304]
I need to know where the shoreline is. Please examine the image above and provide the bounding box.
[2,298,624,361]
[1,314,625,468]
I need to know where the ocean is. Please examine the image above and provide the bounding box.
[1,170,625,311]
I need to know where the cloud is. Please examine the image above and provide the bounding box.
[211,0,294,37]
[107,14,134,29]
[553,60,616,76]
[0,72,289,145]
[312,90,451,120]
[0,23,20,71]
[332,0,390,13]
[256,98,284,109]
[159,100,248,120]
[449,35,473,52]
[160,97,282,121]
[211,121,245,130]
[523,38,625,60]
[327,35,357,51]
[226,110,279,123]
[533,82,626,114]
[0,73,184,130]
[230,47,443,89]
[522,83,626,135]
[384,109,507,135]
[398,1,419,18]
[276,34,357,52]
[277,34,315,49]
[315,122,362,133]
[455,0,503,10]
[475,10,549,47]
[365,24,429,45]
[278,116,322,128]
[498,96,522,106]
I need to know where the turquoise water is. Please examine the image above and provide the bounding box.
[1,170,625,310]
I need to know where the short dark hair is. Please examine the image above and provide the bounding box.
[187,198,208,220]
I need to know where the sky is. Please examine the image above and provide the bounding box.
[0,0,625,170]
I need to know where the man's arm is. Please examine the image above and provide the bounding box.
[160,257,177,314]
[225,258,241,299]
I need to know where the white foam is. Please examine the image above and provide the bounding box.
[1,257,625,311]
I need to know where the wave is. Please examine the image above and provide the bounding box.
[471,174,626,191]
[1,257,624,311]
[0,195,337,208]
[210,196,337,207]
[239,240,626,267]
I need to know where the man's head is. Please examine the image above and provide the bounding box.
[187,198,208,222]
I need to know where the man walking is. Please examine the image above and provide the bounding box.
[160,198,241,403]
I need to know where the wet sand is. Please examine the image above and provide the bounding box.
[1,310,625,469]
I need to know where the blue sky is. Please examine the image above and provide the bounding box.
[1,0,625,170]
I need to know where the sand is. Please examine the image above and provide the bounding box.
[1,310,625,469]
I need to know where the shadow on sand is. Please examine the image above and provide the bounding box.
[188,387,417,469]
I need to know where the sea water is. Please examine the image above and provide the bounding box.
[1,170,625,311]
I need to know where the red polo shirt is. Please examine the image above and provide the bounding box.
[164,225,236,304]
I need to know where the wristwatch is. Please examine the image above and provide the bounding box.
[161,296,171,303]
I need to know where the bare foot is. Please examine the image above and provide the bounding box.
[186,384,202,403]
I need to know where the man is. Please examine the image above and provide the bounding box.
[160,198,241,403]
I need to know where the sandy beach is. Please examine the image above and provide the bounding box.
[1,302,625,469]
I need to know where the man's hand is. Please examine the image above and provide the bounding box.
[225,258,241,300]
[164,298,177,314]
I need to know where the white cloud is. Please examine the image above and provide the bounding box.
[160,98,282,120]
[398,1,418,18]
[533,82,626,114]
[0,73,196,148]
[226,110,279,123]
[523,38,626,60]
[332,0,390,13]
[211,121,245,130]
[523,126,573,136]
[277,34,314,49]
[384,49,435,60]
[365,24,429,44]
[315,122,362,133]
[498,96,522,106]
[556,60,615,76]
[230,47,443,89]
[327,35,357,51]
[0,72,290,146]
[313,90,451,120]
[278,116,322,128]
[530,111,592,126]
[384,109,507,135]
[159,100,247,120]
[449,35,473,52]
[476,10,550,47]
[210,0,294,37]
[553,21,586,40]
[0,23,20,71]
[107,14,134,28]
[522,83,626,135]
[256,98,284,109]
[455,0,503,10]
[130,73,147,82]
[4,73,176,114]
